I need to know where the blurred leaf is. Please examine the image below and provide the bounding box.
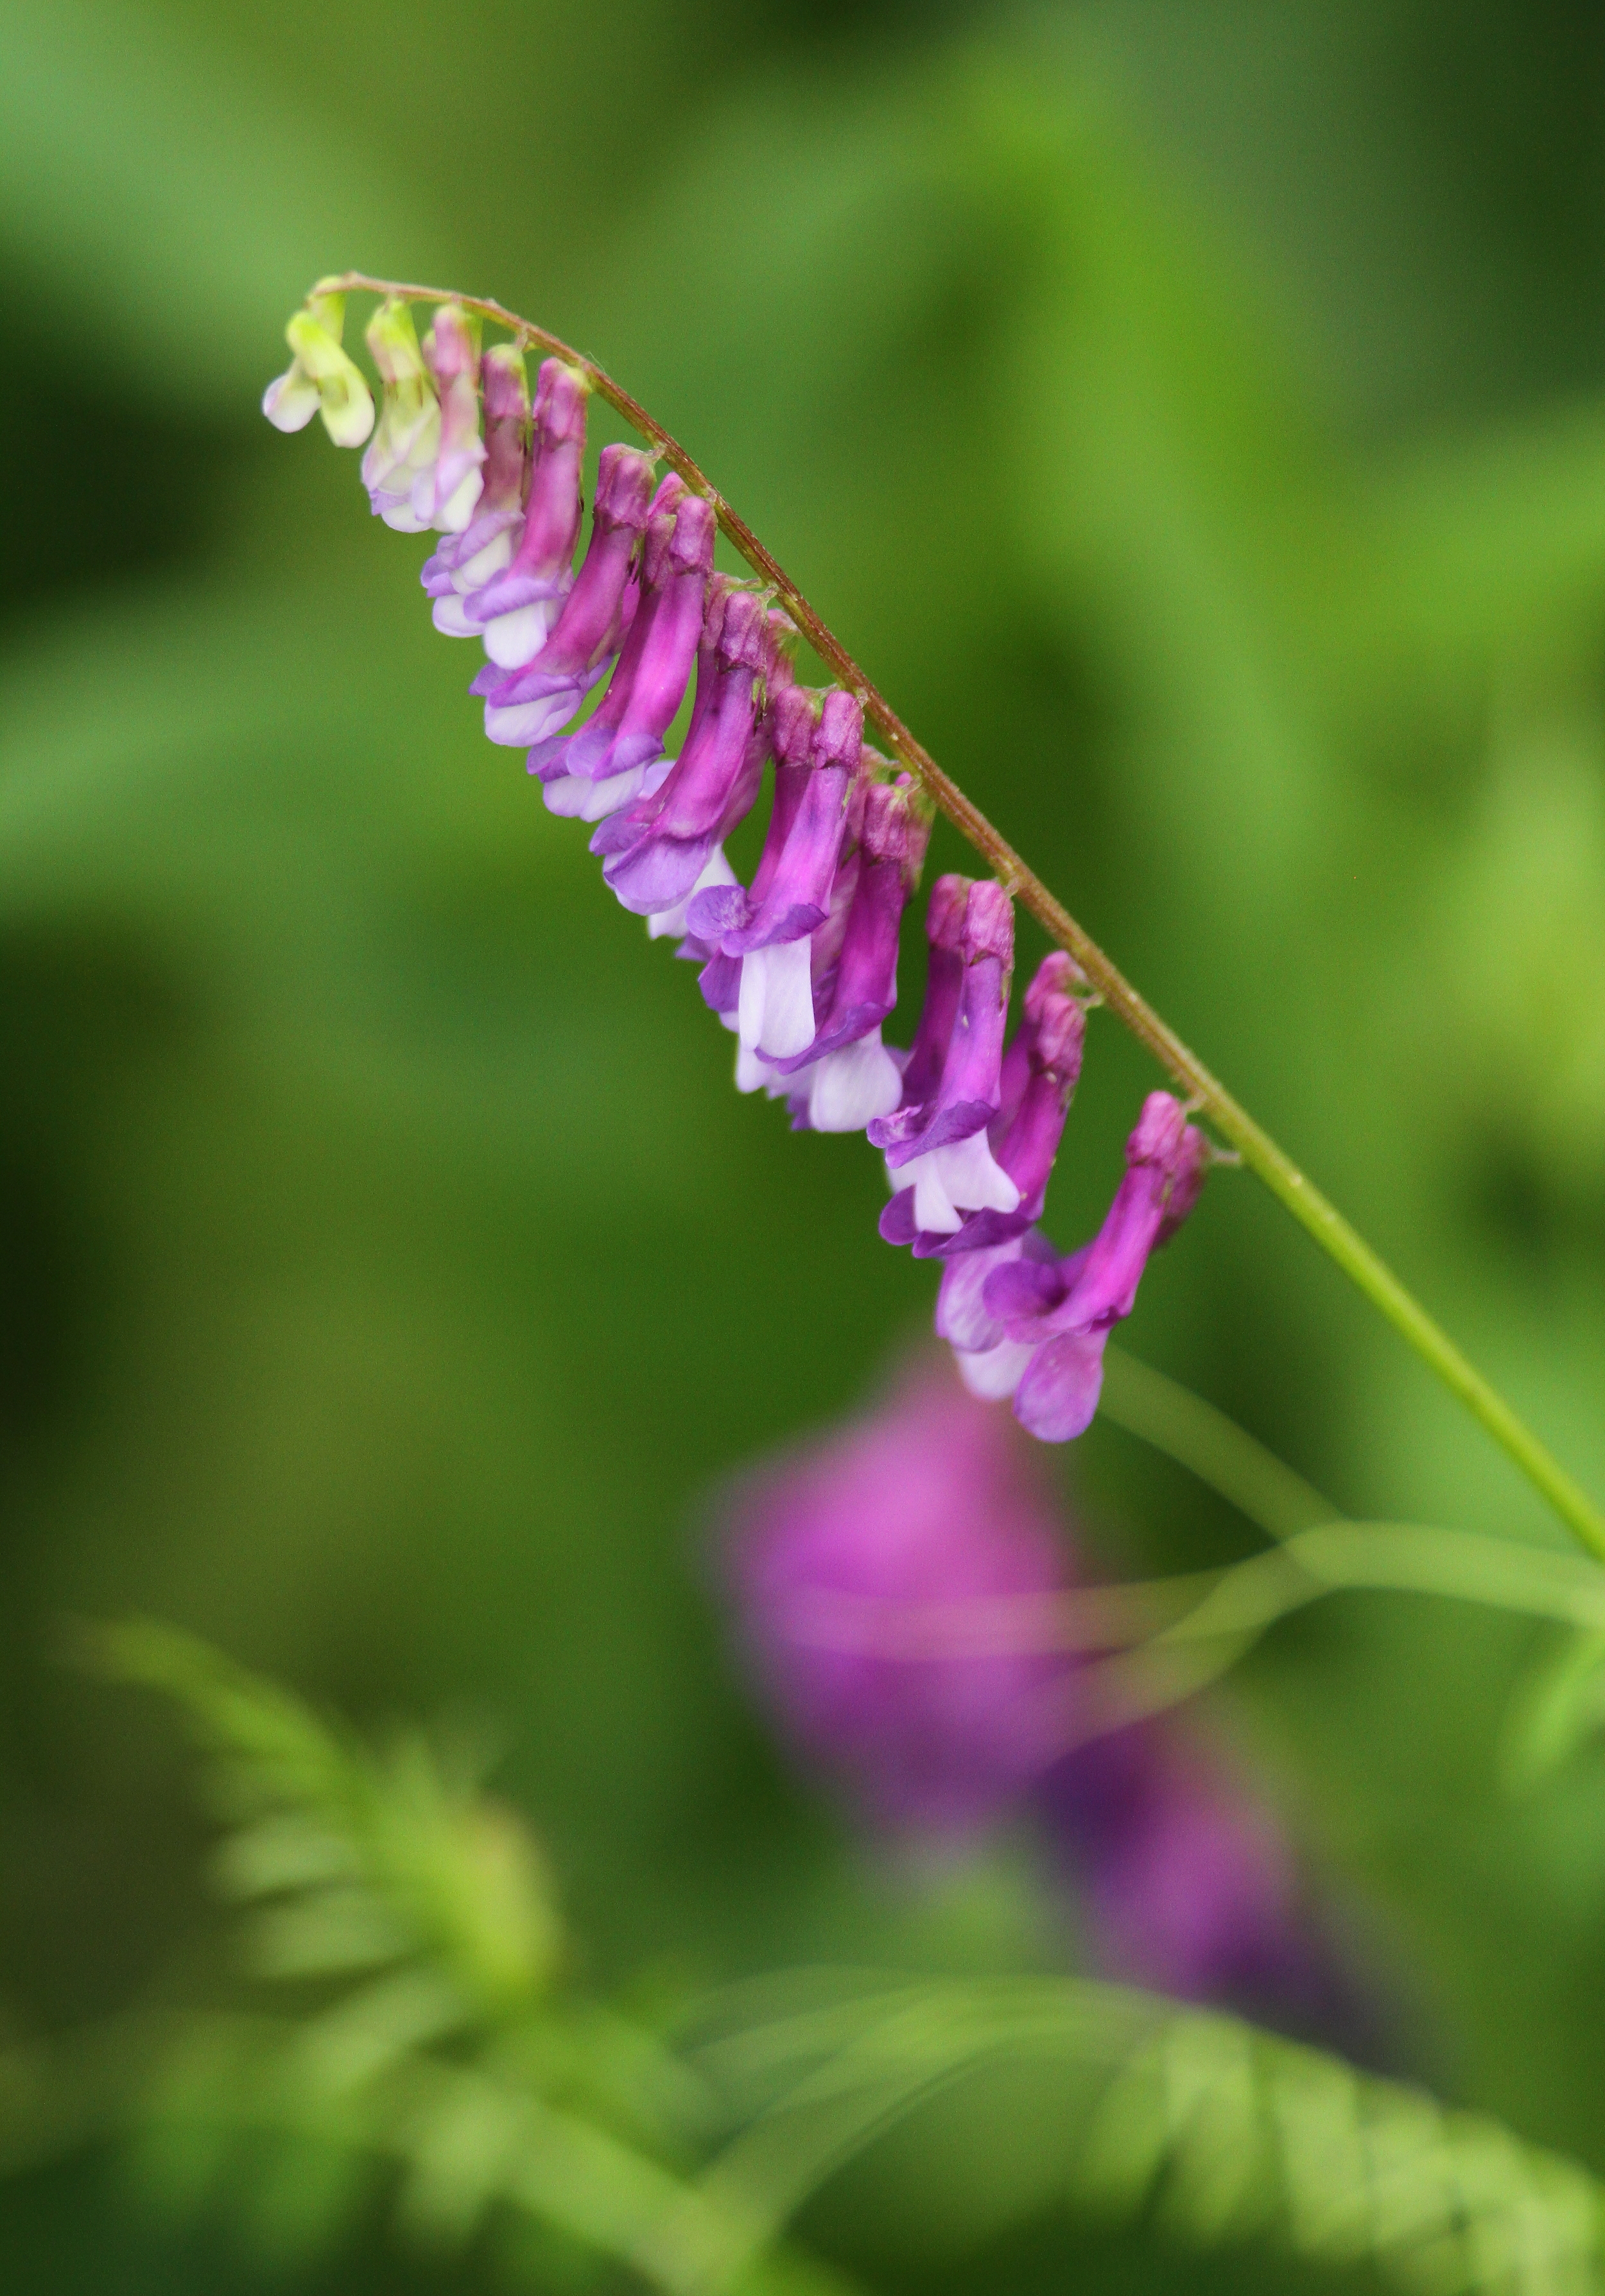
[83,1616,564,2017]
[0,0,450,410]
[690,1973,1605,2296]
[1500,1630,1605,1797]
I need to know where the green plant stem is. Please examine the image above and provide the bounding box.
[1098,1344,1337,1539]
[317,273,1605,1565]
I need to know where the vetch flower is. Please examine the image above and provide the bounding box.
[528,486,715,822]
[470,444,658,750]
[411,302,485,534]
[725,1358,1072,1834]
[723,1356,1387,2049]
[593,581,774,916]
[869,878,1021,1234]
[465,358,589,669]
[360,298,441,530]
[690,689,865,1072]
[948,1091,1209,1440]
[883,951,1085,1257]
[423,342,531,634]
[261,286,375,446]
[1034,1722,1387,2053]
[471,444,659,750]
[762,775,930,1134]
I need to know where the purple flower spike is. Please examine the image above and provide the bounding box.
[423,343,530,633]
[885,951,1086,1259]
[593,582,773,914]
[410,304,485,535]
[472,445,659,750]
[529,490,715,823]
[466,358,589,669]
[960,1091,1208,1442]
[724,1356,1074,1836]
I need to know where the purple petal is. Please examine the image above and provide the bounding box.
[1012,1329,1109,1442]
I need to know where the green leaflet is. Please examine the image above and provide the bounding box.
[13,1622,1593,2295]
[688,1974,1605,2296]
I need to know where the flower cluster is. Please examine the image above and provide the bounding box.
[265,291,1211,1437]
[725,1358,1385,2052]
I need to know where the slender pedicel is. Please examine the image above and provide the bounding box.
[266,275,1605,1548]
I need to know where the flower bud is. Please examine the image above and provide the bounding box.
[261,291,374,447]
[361,298,441,531]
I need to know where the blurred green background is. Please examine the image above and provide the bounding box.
[6,1,1605,2288]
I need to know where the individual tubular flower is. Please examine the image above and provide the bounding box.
[464,358,589,669]
[410,303,485,534]
[763,775,931,1134]
[422,342,531,634]
[360,298,441,530]
[723,1357,1073,1835]
[688,689,865,1070]
[868,878,1020,1234]
[688,682,811,1014]
[883,951,1085,1257]
[641,608,800,953]
[470,446,659,748]
[592,580,772,915]
[946,1091,1209,1440]
[261,287,375,446]
[527,487,715,822]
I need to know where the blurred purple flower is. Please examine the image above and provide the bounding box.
[727,1358,1070,1834]
[1036,1723,1385,2051]
[724,1355,1384,2051]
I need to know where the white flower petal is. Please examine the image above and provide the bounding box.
[484,691,580,746]
[261,364,321,433]
[451,528,517,592]
[953,1340,1035,1401]
[806,1033,903,1133]
[740,938,815,1060]
[482,601,556,668]
[434,467,485,534]
[907,1153,963,1234]
[933,1131,1020,1216]
[432,594,480,637]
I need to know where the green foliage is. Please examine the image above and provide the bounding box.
[8,1625,1604,2296]
[691,1974,1605,2296]
[1500,1632,1605,1796]
[87,1617,563,2023]
[73,1619,768,2290]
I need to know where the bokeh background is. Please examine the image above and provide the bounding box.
[6,1,1605,2288]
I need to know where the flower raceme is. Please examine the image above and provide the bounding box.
[263,288,1215,1442]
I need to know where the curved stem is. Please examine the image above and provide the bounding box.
[318,273,1605,1564]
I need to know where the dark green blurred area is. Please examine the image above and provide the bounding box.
[6,1,1605,2287]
